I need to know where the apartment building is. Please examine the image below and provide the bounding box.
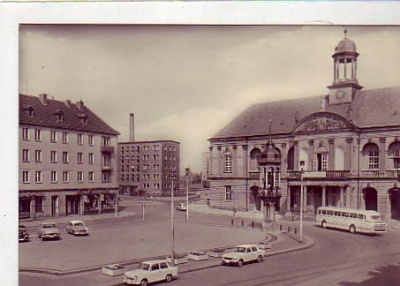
[19,94,119,219]
[207,32,400,219]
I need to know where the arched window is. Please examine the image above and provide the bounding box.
[287,147,295,171]
[249,148,261,171]
[362,143,379,170]
[388,141,400,168]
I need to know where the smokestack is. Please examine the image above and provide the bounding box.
[129,113,135,142]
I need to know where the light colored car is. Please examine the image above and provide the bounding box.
[176,203,187,211]
[123,260,178,286]
[222,244,265,267]
[66,220,89,236]
[37,222,60,241]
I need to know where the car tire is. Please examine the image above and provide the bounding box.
[237,260,244,267]
[322,221,327,229]
[165,274,173,283]
[256,255,263,263]
[349,225,356,234]
[140,279,148,286]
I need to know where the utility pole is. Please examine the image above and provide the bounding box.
[170,173,175,266]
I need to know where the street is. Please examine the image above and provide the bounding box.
[19,200,400,286]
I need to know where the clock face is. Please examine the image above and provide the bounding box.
[336,90,345,99]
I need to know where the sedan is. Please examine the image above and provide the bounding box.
[66,220,89,236]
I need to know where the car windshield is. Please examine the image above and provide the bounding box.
[73,222,84,226]
[42,224,56,228]
[236,247,247,253]
[139,263,150,271]
[368,215,382,222]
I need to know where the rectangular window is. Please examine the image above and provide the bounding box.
[50,131,57,143]
[88,153,94,164]
[63,171,69,183]
[34,129,42,141]
[22,171,30,183]
[88,171,94,182]
[225,186,232,201]
[77,171,84,182]
[77,133,84,145]
[62,132,69,144]
[77,152,83,164]
[35,150,42,162]
[102,171,111,183]
[51,151,57,163]
[22,127,30,140]
[88,135,94,146]
[22,149,30,162]
[224,155,233,173]
[369,151,379,169]
[62,152,69,164]
[51,171,57,183]
[35,171,42,183]
[101,136,110,146]
[317,153,328,171]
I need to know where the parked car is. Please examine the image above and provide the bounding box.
[19,225,29,242]
[66,220,89,236]
[222,244,265,267]
[123,260,178,286]
[37,222,60,241]
[176,203,187,211]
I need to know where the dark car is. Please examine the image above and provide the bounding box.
[19,225,29,242]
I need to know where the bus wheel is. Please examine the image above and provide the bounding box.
[322,221,327,229]
[349,225,356,234]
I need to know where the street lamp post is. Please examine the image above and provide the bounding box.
[170,173,175,266]
[299,159,305,243]
[185,167,190,222]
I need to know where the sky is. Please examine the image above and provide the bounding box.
[18,25,400,173]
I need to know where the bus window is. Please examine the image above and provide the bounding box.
[334,211,341,216]
[357,214,365,220]
[369,215,382,222]
[350,213,357,218]
[322,210,326,215]
[327,211,333,216]
[342,212,349,217]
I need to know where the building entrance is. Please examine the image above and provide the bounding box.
[66,195,80,215]
[363,188,378,211]
[389,188,400,219]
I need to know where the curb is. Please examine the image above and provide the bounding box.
[19,233,315,277]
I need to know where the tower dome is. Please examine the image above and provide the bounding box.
[334,37,357,54]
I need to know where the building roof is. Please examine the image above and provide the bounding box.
[210,86,400,141]
[19,94,119,135]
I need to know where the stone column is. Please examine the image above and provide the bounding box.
[328,138,335,170]
[287,187,291,213]
[217,146,222,175]
[98,195,102,214]
[233,145,238,176]
[281,143,287,175]
[293,141,299,170]
[308,140,314,170]
[379,137,386,173]
[209,146,213,177]
[322,186,326,207]
[340,187,344,207]
[304,186,308,212]
[80,195,85,215]
[345,137,354,171]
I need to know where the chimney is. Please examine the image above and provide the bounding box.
[39,93,48,105]
[129,113,135,142]
[76,100,84,111]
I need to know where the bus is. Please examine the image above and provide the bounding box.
[316,206,387,234]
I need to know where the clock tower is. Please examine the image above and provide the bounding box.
[328,29,363,105]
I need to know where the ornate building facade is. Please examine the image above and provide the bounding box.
[207,32,400,219]
[19,94,120,219]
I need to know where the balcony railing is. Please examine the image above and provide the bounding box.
[101,146,115,153]
[287,170,350,180]
[101,165,113,171]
